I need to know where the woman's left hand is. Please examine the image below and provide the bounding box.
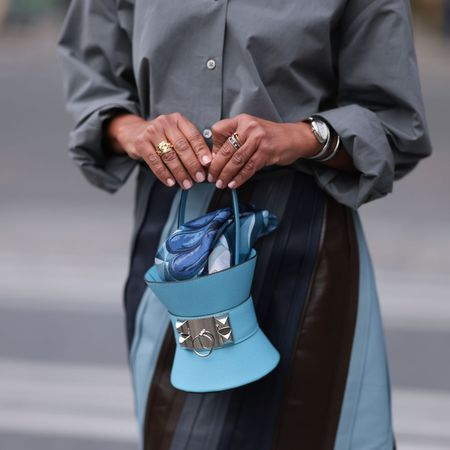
[207,114,321,189]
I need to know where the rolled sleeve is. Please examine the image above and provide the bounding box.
[295,0,432,209]
[57,0,140,193]
[68,103,139,193]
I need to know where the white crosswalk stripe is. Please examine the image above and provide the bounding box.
[376,270,450,332]
[394,388,450,450]
[0,359,138,442]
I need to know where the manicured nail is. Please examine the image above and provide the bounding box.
[207,173,214,183]
[202,155,211,165]
[216,179,223,189]
[166,178,175,187]
[228,181,236,189]
[183,179,192,189]
[195,171,205,182]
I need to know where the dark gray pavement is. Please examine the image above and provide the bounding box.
[1,20,449,450]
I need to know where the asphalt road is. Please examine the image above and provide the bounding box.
[1,21,449,450]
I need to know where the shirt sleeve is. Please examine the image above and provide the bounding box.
[56,0,140,193]
[293,0,432,209]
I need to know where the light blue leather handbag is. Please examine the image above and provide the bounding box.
[144,188,280,393]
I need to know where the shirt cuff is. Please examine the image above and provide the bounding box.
[68,102,140,193]
[293,104,395,209]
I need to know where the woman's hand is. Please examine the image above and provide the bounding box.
[207,113,357,188]
[106,112,212,189]
[207,114,322,189]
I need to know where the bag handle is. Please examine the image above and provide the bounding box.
[177,187,241,266]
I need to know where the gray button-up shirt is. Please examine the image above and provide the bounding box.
[56,0,432,209]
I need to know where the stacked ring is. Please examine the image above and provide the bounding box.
[156,140,175,156]
[227,132,242,151]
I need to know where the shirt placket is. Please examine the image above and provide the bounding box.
[196,0,229,148]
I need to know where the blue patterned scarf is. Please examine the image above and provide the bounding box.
[155,204,278,281]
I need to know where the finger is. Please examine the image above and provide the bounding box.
[208,127,248,184]
[164,126,205,183]
[134,135,176,187]
[207,137,236,184]
[159,148,193,190]
[144,149,177,187]
[215,141,258,188]
[210,117,239,156]
[177,117,212,166]
[227,154,263,189]
[147,126,193,189]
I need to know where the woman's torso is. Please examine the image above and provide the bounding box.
[118,0,344,133]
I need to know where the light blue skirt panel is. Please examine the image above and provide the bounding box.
[334,211,394,450]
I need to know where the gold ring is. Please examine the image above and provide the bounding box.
[227,132,242,151]
[156,140,174,155]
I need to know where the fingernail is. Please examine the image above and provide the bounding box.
[183,179,192,189]
[202,155,211,165]
[228,181,236,189]
[207,174,214,183]
[167,178,175,187]
[216,179,223,189]
[195,171,205,182]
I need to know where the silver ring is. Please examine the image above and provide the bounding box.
[317,135,340,162]
[192,329,215,358]
[227,132,242,151]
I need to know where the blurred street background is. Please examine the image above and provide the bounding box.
[0,1,449,449]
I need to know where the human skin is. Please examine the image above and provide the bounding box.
[207,113,357,189]
[106,112,212,189]
[106,112,357,189]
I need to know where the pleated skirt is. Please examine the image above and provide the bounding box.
[123,165,395,450]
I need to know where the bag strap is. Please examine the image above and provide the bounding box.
[177,186,241,266]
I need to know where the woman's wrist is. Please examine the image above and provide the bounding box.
[289,120,357,174]
[105,112,147,155]
[285,121,323,159]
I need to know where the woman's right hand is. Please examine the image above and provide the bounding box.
[106,112,212,189]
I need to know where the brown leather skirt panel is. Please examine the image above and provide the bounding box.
[272,196,360,449]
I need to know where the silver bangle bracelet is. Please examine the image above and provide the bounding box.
[305,130,331,160]
[316,135,340,162]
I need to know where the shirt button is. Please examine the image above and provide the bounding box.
[206,59,216,70]
[203,128,212,139]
